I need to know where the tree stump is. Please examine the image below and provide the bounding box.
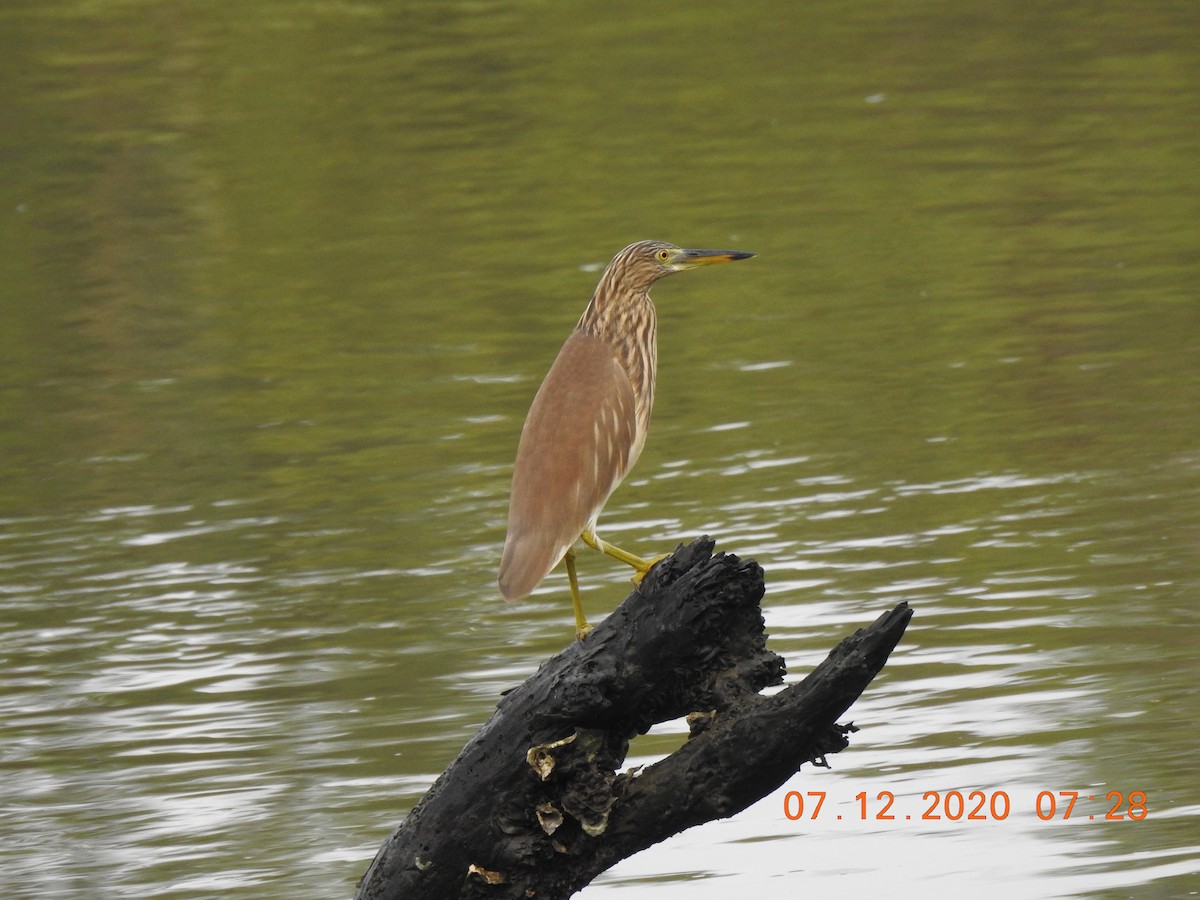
[355,536,912,899]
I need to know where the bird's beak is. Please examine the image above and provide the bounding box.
[676,248,756,268]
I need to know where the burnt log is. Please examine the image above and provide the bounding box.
[355,536,912,899]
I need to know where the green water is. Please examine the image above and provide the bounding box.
[2,2,1197,898]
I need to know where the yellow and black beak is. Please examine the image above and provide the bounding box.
[675,247,756,268]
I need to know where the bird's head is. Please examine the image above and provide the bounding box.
[604,240,755,293]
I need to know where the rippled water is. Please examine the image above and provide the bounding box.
[4,454,1196,897]
[2,0,1198,898]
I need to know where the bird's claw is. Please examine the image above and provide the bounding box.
[631,553,669,585]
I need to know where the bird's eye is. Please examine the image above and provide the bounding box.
[656,249,670,262]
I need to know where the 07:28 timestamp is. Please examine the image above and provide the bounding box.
[783,789,1149,823]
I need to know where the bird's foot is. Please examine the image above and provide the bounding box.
[631,553,669,585]
[575,622,595,641]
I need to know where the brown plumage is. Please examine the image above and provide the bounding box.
[498,240,754,633]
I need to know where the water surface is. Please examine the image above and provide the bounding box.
[1,1,1197,898]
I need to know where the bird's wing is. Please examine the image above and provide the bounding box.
[498,330,638,601]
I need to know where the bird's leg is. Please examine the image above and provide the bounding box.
[564,548,592,639]
[580,529,667,585]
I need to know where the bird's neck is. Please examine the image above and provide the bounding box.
[577,289,657,433]
[576,287,655,351]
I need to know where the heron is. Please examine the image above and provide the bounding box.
[498,240,755,637]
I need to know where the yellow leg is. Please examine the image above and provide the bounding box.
[580,529,667,584]
[564,548,592,639]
